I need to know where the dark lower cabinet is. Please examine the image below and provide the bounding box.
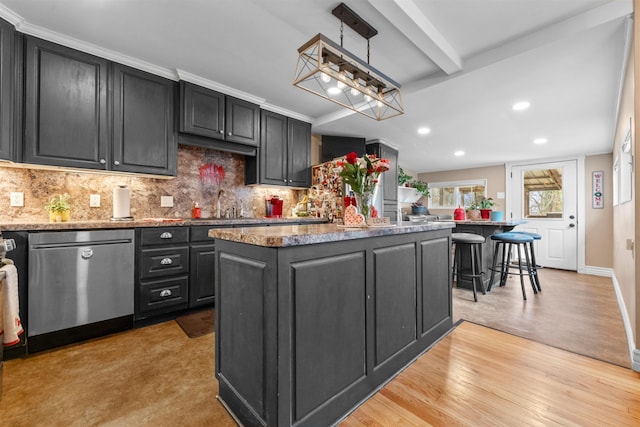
[215,228,453,427]
[24,36,109,169]
[189,225,217,308]
[135,227,190,320]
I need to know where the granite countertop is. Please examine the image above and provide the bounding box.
[209,221,455,248]
[0,217,327,231]
[452,219,527,226]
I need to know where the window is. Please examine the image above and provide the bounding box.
[523,168,563,218]
[428,180,487,209]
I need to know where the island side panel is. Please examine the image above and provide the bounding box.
[373,243,418,367]
[421,236,453,336]
[289,252,367,424]
[216,244,278,427]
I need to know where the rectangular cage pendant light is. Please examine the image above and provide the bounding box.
[294,33,403,121]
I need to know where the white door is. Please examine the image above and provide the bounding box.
[510,160,578,270]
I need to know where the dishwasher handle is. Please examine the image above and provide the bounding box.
[30,239,133,250]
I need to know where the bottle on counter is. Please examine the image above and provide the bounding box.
[192,202,201,219]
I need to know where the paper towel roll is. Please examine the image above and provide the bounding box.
[113,185,131,218]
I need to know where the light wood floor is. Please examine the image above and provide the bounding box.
[452,268,630,367]
[340,321,640,426]
[0,270,635,426]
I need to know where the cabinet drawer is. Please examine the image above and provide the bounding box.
[139,276,189,314]
[190,225,225,242]
[140,227,189,246]
[140,246,189,279]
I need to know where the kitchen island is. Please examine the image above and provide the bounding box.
[209,222,455,427]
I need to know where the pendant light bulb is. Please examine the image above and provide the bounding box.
[321,72,331,83]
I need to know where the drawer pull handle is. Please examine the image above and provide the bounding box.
[160,257,173,265]
[159,289,172,297]
[81,248,93,259]
[160,232,173,239]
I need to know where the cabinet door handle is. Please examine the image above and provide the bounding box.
[160,257,173,265]
[219,130,224,134]
[114,160,120,166]
[160,232,173,239]
[159,289,172,297]
[99,158,106,164]
[228,132,232,136]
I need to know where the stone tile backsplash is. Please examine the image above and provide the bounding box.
[0,145,303,223]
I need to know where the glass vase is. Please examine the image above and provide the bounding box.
[354,190,374,221]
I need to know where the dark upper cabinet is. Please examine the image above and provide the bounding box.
[112,63,176,176]
[0,18,16,161]
[179,81,259,148]
[287,117,312,187]
[225,96,259,146]
[179,80,224,139]
[246,110,311,187]
[24,36,109,170]
[23,36,176,176]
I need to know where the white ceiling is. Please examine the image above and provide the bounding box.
[0,0,632,173]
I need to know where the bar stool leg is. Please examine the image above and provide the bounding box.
[524,243,537,295]
[470,243,478,302]
[500,242,512,287]
[516,244,527,300]
[488,240,501,291]
[528,241,542,292]
[474,244,486,295]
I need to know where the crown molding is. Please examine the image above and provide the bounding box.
[0,6,312,125]
[260,103,312,123]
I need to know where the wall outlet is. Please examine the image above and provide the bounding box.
[160,196,174,208]
[10,192,24,207]
[89,194,101,207]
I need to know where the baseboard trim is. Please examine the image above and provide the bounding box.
[611,272,639,372]
[583,266,613,277]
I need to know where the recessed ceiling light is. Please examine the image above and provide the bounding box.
[512,101,530,111]
[533,138,548,145]
[418,127,431,135]
[327,86,342,95]
[454,150,465,157]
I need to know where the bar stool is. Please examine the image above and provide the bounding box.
[452,232,486,302]
[489,232,537,300]
[510,231,542,292]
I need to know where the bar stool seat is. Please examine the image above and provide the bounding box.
[489,232,537,300]
[452,232,486,302]
[510,231,542,292]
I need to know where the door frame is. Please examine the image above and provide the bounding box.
[505,155,586,273]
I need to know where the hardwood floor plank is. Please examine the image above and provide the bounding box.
[341,322,640,426]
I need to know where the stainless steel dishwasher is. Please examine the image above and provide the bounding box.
[28,229,134,337]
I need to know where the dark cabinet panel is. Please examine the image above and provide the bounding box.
[112,63,176,176]
[178,81,260,150]
[24,36,109,169]
[0,18,15,161]
[189,243,216,307]
[226,96,259,146]
[367,141,398,203]
[287,118,311,188]
[246,110,311,187]
[258,110,288,185]
[421,237,451,334]
[179,80,224,139]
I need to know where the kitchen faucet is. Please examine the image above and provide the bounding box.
[216,189,225,219]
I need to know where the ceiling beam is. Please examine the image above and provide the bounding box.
[367,0,462,75]
[404,0,632,94]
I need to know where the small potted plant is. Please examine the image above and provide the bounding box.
[398,167,413,186]
[411,201,428,215]
[45,193,71,222]
[479,197,496,219]
[466,203,481,220]
[410,179,430,199]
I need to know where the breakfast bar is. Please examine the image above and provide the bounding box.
[210,222,455,427]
